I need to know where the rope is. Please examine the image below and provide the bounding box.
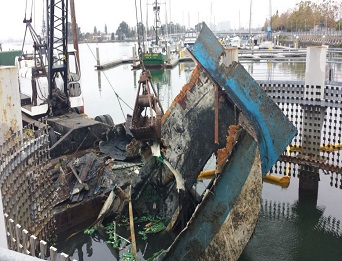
[22,0,30,53]
[21,26,28,54]
[30,0,34,20]
[24,0,28,21]
[85,42,133,120]
[23,0,33,23]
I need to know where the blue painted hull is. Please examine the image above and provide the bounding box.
[190,23,297,176]
[159,131,261,260]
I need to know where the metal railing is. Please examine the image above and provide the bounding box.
[4,214,75,261]
[238,49,342,82]
[260,82,342,176]
[0,119,51,237]
[0,118,76,260]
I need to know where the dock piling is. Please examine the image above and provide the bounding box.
[96,47,100,66]
[132,46,137,67]
[222,47,239,66]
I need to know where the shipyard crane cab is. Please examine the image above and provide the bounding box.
[14,0,109,159]
[18,0,83,118]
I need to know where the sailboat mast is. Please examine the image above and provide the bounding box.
[269,0,272,28]
[153,0,159,45]
[268,0,272,40]
[249,0,252,45]
[210,2,212,29]
[146,0,149,52]
[164,1,168,38]
[169,0,171,24]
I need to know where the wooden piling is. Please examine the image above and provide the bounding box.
[128,185,138,260]
[96,47,100,66]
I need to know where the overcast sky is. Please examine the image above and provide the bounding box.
[1,0,311,42]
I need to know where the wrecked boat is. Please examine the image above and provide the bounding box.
[55,23,296,260]
[121,23,296,260]
[54,23,296,260]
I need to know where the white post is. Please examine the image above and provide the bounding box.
[302,46,327,158]
[167,46,170,62]
[96,47,100,66]
[132,45,137,67]
[304,46,327,100]
[222,47,239,67]
[0,66,22,143]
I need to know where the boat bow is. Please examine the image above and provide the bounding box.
[189,23,297,176]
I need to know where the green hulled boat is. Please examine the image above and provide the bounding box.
[142,51,167,68]
[141,0,168,69]
[0,49,21,66]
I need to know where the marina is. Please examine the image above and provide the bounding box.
[2,40,342,260]
[1,0,342,260]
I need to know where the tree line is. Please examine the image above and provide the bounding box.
[69,0,342,42]
[68,20,187,42]
[268,0,342,32]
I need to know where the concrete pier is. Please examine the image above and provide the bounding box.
[0,66,22,143]
[0,66,22,249]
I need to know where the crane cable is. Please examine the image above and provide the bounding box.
[85,43,133,116]
[24,0,28,21]
[135,0,146,71]
[23,0,34,21]
[30,0,34,20]
[22,0,34,53]
[66,5,131,120]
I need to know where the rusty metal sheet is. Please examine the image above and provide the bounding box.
[161,65,235,190]
[189,23,297,176]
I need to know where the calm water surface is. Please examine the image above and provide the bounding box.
[56,42,342,261]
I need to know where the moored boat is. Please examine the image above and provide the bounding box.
[141,0,168,68]
[142,49,167,68]
[0,43,21,66]
[259,40,275,49]
[231,36,242,48]
[183,29,197,50]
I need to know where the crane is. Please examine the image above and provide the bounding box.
[19,0,82,117]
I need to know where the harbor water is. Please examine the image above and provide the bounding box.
[54,42,342,260]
